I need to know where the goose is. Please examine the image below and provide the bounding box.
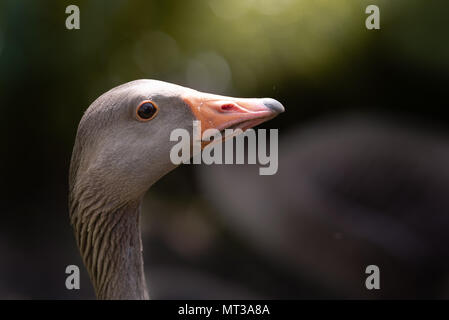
[68,79,284,300]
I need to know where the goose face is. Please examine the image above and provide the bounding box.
[71,79,284,202]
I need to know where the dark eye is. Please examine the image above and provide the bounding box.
[136,101,158,121]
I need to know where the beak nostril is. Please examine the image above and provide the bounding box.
[221,104,235,111]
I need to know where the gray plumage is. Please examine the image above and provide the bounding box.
[69,80,196,299]
[69,79,284,299]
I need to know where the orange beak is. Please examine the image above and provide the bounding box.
[182,90,284,146]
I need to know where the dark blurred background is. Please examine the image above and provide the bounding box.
[1,0,449,299]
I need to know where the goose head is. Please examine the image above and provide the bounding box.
[68,79,284,299]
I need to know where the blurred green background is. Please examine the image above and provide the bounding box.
[1,0,449,299]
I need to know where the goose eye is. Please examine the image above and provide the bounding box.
[136,101,158,121]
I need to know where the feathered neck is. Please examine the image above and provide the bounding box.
[69,186,149,300]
